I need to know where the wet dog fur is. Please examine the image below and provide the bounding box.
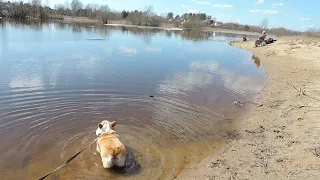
[95,120,127,168]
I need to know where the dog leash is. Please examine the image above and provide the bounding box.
[38,137,99,180]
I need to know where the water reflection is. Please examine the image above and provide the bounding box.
[119,46,138,55]
[181,30,215,41]
[72,23,81,32]
[165,30,173,38]
[6,19,44,31]
[119,27,161,45]
[252,55,261,68]
[54,22,67,30]
[157,70,214,96]
[9,62,44,92]
[0,21,259,46]
[76,55,102,80]
[144,47,162,52]
[10,74,44,91]
[0,21,6,58]
[190,61,264,95]
[0,21,265,180]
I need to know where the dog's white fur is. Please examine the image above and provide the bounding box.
[96,120,126,168]
[95,120,112,137]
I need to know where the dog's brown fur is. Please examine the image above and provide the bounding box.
[96,120,126,168]
[96,130,126,159]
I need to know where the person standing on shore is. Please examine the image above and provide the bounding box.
[259,31,267,41]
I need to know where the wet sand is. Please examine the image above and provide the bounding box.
[177,37,320,179]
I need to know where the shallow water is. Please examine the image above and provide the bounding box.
[0,21,265,179]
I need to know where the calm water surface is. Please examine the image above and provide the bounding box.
[0,21,265,179]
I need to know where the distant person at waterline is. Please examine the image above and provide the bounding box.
[259,31,267,41]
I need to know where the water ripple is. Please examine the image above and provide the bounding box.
[0,88,233,179]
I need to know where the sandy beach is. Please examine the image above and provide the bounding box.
[177,37,320,179]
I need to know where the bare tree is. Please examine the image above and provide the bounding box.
[99,5,110,13]
[127,10,143,25]
[121,10,128,19]
[99,4,109,20]
[144,5,153,15]
[167,12,173,20]
[71,0,83,16]
[31,0,41,18]
[92,4,99,11]
[260,17,269,29]
[244,25,250,31]
[45,0,49,7]
[144,5,153,25]
[0,0,3,9]
[85,3,92,10]
[31,0,42,7]
[64,1,70,10]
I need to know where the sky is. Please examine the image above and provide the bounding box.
[45,0,319,31]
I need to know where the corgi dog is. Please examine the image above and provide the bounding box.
[95,120,126,168]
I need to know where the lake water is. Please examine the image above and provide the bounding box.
[0,21,265,180]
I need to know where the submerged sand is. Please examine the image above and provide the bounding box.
[177,37,320,179]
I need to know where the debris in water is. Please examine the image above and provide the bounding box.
[233,100,244,107]
[86,38,106,40]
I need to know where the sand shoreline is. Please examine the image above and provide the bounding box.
[177,37,320,179]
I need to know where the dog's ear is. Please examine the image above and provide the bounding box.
[98,123,103,129]
[110,121,116,128]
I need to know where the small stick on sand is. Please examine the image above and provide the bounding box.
[284,79,320,102]
[299,105,320,109]
[221,112,232,122]
[284,79,303,94]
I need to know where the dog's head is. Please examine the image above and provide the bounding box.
[96,120,117,137]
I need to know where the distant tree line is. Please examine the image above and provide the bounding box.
[1,0,317,36]
[0,0,52,20]
[0,0,217,27]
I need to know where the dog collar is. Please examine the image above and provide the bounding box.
[97,131,116,138]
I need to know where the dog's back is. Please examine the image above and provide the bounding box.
[97,131,126,168]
